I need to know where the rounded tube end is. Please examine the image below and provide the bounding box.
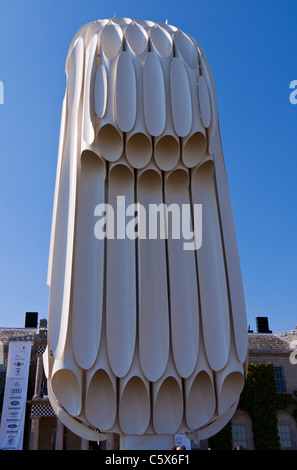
[98,124,123,162]
[155,135,180,171]
[126,132,152,169]
[182,132,207,168]
[52,369,81,417]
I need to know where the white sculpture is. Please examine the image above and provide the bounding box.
[43,17,248,449]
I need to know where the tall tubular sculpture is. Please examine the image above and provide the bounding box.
[44,18,248,448]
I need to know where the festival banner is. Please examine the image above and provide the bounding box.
[0,342,32,450]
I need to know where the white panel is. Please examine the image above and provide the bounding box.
[119,351,150,435]
[150,27,180,172]
[47,94,68,286]
[100,24,123,60]
[48,374,109,441]
[184,331,215,429]
[125,21,148,55]
[170,57,192,137]
[94,64,107,118]
[143,52,166,136]
[105,161,136,377]
[115,51,136,132]
[82,34,98,145]
[192,161,230,371]
[173,31,207,168]
[51,329,82,417]
[125,23,152,169]
[48,37,84,360]
[86,369,117,430]
[215,346,245,418]
[198,75,211,128]
[164,166,199,378]
[150,25,172,58]
[137,165,170,382]
[85,314,117,431]
[173,31,198,69]
[212,132,248,364]
[199,53,217,146]
[97,24,123,162]
[152,352,183,435]
[71,151,105,370]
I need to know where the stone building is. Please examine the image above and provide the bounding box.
[0,315,296,450]
[232,322,297,450]
[0,321,110,450]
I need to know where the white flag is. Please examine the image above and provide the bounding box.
[0,342,32,450]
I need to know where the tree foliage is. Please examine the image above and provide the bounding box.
[239,362,280,450]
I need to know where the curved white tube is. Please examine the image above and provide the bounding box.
[115,51,136,132]
[191,159,230,372]
[152,351,183,435]
[42,345,52,380]
[47,92,68,286]
[157,22,178,36]
[143,52,166,137]
[164,164,199,378]
[214,330,245,416]
[111,17,132,26]
[82,34,98,146]
[198,75,212,129]
[65,19,108,74]
[48,37,84,360]
[136,161,170,382]
[48,374,109,441]
[105,158,136,377]
[125,22,152,169]
[119,348,150,435]
[211,132,248,365]
[94,63,107,119]
[150,26,180,171]
[71,150,106,370]
[197,50,217,150]
[184,330,215,430]
[46,326,109,440]
[173,31,207,168]
[51,325,82,417]
[170,57,192,138]
[85,314,117,431]
[134,19,155,30]
[96,24,123,161]
[86,370,117,431]
[186,399,239,443]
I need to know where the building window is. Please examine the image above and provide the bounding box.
[232,424,247,449]
[274,366,286,393]
[278,425,292,449]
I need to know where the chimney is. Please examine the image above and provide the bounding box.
[256,316,272,334]
[25,312,38,328]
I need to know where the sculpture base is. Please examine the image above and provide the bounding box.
[120,434,175,450]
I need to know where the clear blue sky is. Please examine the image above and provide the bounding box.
[0,0,296,333]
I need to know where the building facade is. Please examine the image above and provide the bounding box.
[0,317,297,450]
[232,326,297,450]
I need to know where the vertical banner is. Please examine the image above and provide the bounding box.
[0,342,32,450]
